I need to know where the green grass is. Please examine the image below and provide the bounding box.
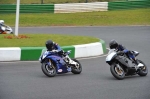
[0,8,149,47]
[1,8,150,27]
[0,34,99,47]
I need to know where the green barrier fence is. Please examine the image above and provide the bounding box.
[20,47,45,61]
[20,46,75,61]
[0,4,54,13]
[100,39,106,54]
[0,1,149,13]
[108,0,150,10]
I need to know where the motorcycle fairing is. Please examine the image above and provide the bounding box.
[47,55,68,73]
[115,55,137,74]
[115,55,130,68]
[106,51,117,62]
[131,51,139,57]
[0,25,13,34]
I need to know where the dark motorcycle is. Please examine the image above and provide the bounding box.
[106,49,148,80]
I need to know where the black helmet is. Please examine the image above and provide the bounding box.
[45,40,54,51]
[109,40,118,49]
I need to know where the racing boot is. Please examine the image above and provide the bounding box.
[64,56,78,66]
[134,59,144,68]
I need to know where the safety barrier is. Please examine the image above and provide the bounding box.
[0,40,106,61]
[0,4,54,13]
[108,0,150,10]
[54,2,108,13]
[0,1,149,14]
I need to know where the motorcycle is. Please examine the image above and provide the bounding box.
[39,50,82,77]
[0,20,13,34]
[106,49,148,80]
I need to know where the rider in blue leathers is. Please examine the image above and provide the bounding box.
[45,40,77,67]
[109,40,143,67]
[45,40,62,53]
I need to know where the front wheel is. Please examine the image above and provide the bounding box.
[138,60,148,76]
[110,63,125,80]
[41,62,56,77]
[71,59,82,74]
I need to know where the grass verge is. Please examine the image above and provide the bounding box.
[0,8,149,47]
[0,34,99,47]
[1,8,150,27]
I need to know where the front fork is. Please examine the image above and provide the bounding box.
[47,59,51,66]
[116,64,122,70]
[47,59,56,70]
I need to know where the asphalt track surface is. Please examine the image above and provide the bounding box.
[0,26,150,99]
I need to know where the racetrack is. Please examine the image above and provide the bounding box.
[0,26,150,99]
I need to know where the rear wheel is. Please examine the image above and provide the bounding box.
[110,63,125,80]
[71,59,82,74]
[41,60,56,77]
[138,60,148,76]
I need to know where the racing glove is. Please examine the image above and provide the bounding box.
[58,50,64,55]
[51,50,59,53]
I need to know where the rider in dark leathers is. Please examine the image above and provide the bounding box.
[109,40,143,67]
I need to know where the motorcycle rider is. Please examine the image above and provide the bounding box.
[45,40,78,71]
[0,20,6,34]
[109,39,143,68]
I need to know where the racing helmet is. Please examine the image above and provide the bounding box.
[109,40,118,49]
[0,20,4,25]
[45,40,54,51]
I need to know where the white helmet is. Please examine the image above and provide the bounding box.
[0,20,4,25]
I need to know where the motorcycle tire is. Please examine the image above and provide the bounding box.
[71,59,82,74]
[138,60,148,76]
[41,62,56,77]
[110,63,125,80]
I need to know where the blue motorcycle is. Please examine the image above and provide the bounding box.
[39,50,82,77]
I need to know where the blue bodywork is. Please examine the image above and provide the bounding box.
[40,51,69,74]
